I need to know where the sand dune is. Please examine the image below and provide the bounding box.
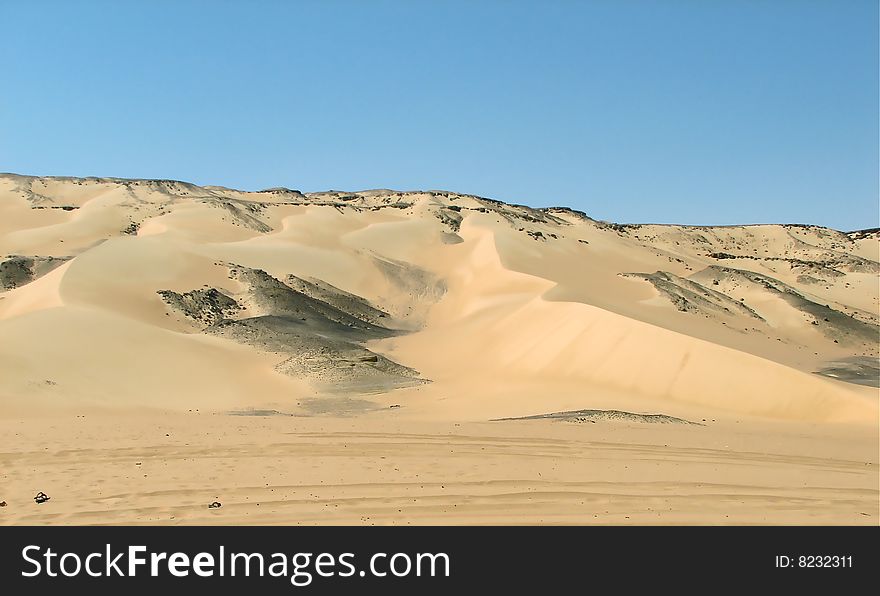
[0,173,876,524]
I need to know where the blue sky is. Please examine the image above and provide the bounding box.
[1,1,877,230]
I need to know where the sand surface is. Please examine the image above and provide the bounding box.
[1,411,876,525]
[0,174,877,525]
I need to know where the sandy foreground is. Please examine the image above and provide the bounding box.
[0,174,877,525]
[0,410,876,525]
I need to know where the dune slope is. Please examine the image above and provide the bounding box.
[1,173,875,423]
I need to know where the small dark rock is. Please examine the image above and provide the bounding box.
[208,501,222,509]
[34,492,50,504]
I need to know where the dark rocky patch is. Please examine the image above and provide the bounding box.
[846,228,880,241]
[494,409,698,425]
[0,255,70,290]
[122,221,141,235]
[201,197,273,232]
[203,267,427,394]
[435,207,463,232]
[694,266,879,343]
[227,409,293,417]
[623,271,764,320]
[815,357,880,388]
[283,274,392,327]
[157,288,241,326]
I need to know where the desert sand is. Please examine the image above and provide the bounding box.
[0,173,877,524]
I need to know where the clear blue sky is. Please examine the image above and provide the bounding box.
[1,1,877,230]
